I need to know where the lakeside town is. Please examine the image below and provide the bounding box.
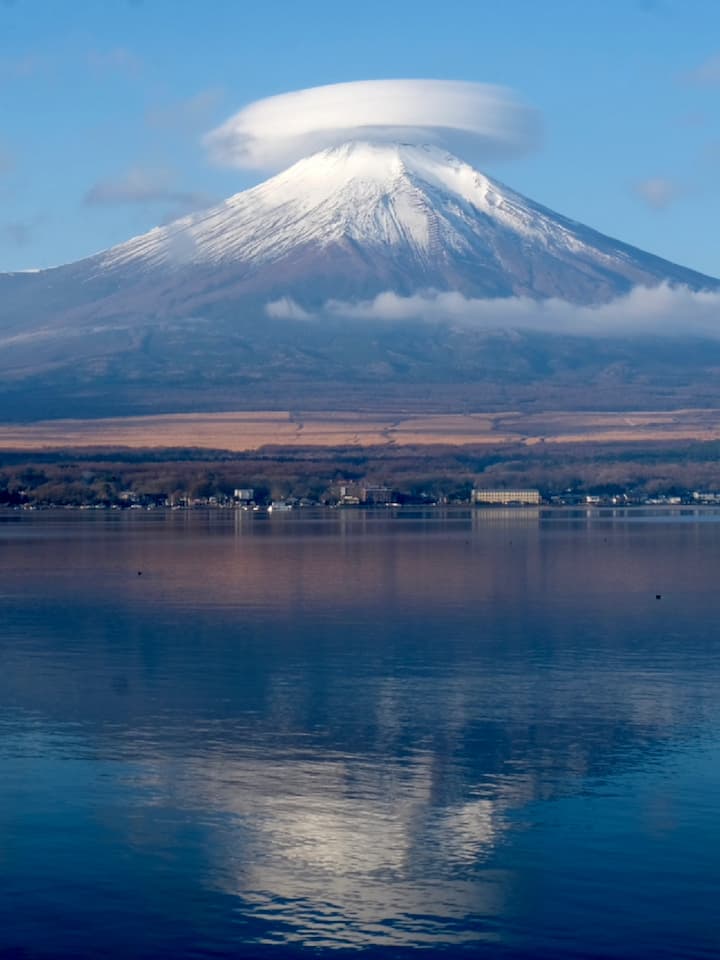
[3,437,720,512]
[4,481,720,511]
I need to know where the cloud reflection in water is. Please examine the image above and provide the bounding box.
[128,748,510,948]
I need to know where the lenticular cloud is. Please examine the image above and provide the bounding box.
[204,79,539,170]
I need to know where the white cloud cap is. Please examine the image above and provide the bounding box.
[204,79,539,170]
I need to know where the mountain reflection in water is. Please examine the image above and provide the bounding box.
[0,508,718,958]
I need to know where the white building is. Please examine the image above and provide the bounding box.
[471,488,541,505]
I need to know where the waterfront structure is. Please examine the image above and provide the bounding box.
[692,491,720,503]
[361,485,392,505]
[472,488,541,506]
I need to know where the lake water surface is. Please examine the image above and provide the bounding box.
[1,508,718,959]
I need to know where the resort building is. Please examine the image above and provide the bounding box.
[471,488,541,506]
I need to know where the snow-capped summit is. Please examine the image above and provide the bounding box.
[2,140,718,335]
[84,140,716,306]
[96,141,571,272]
[1,140,719,418]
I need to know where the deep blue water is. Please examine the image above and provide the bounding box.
[0,508,718,959]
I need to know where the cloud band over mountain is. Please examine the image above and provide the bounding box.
[267,284,720,339]
[204,79,540,170]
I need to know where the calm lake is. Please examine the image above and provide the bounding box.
[1,508,718,959]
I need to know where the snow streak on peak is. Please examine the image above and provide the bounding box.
[89,138,718,307]
[96,140,525,272]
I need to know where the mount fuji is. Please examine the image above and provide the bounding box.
[1,141,719,418]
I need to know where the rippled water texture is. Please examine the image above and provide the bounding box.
[1,508,719,959]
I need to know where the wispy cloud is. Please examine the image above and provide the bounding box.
[676,110,707,128]
[86,47,141,76]
[266,297,312,320]
[267,285,720,339]
[1,216,42,247]
[84,166,215,222]
[146,88,224,132]
[0,144,14,175]
[681,52,720,86]
[632,177,680,210]
[635,0,668,12]
[157,194,217,222]
[0,53,48,79]
[85,167,176,205]
[699,140,720,167]
[205,78,540,171]
[0,47,141,81]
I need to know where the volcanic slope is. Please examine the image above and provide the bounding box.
[2,141,718,334]
[2,141,720,420]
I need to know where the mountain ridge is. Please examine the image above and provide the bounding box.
[91,141,720,304]
[2,141,718,325]
[1,141,720,419]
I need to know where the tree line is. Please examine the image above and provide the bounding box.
[1,439,720,506]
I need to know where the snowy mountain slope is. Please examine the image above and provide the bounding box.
[88,141,718,303]
[1,141,718,339]
[1,140,720,419]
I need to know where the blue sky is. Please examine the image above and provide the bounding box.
[1,0,720,275]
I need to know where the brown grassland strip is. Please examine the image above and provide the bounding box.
[0,408,720,452]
